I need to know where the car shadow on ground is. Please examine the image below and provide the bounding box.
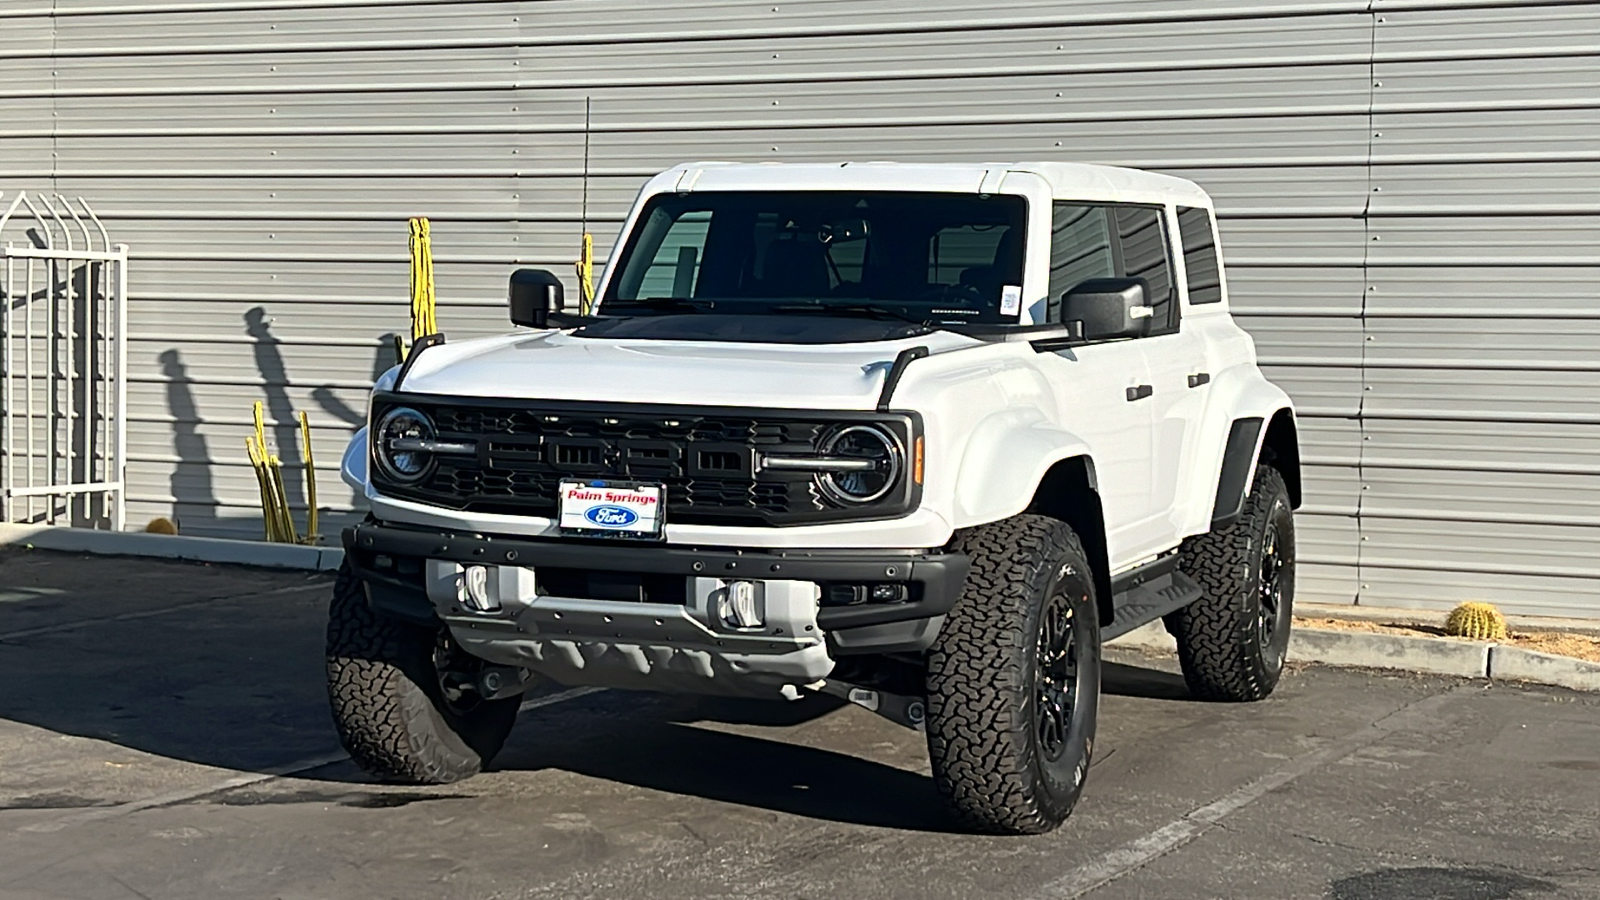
[1102,659,1192,701]
[0,550,1198,831]
[502,696,955,832]
[485,660,1197,833]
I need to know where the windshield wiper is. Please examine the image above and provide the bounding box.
[603,297,715,313]
[768,302,931,327]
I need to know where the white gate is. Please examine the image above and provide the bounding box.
[0,191,128,530]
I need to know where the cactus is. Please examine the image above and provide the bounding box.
[1445,602,1508,641]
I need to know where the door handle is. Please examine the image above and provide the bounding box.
[1188,372,1211,388]
[1126,384,1153,402]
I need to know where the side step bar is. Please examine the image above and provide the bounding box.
[1101,569,1204,642]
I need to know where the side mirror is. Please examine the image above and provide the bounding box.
[1061,278,1153,342]
[509,268,565,328]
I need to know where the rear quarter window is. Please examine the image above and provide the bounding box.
[1176,206,1224,305]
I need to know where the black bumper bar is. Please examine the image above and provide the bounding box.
[342,521,970,635]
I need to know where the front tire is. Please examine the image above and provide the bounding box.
[1167,464,1296,702]
[325,563,520,783]
[926,514,1102,835]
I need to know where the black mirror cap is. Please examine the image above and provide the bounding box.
[1061,277,1152,342]
[509,268,565,328]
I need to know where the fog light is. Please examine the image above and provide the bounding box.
[870,584,908,603]
[459,564,500,612]
[717,580,763,629]
[823,583,909,606]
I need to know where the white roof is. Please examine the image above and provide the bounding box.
[659,161,1212,208]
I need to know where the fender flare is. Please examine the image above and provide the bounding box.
[341,366,399,492]
[1210,418,1265,528]
[1203,368,1299,529]
[947,416,1112,621]
[341,425,369,491]
[947,407,1095,528]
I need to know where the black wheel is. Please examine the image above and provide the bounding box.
[325,562,520,783]
[1167,464,1296,702]
[926,514,1102,835]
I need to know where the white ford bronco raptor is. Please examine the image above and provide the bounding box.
[328,161,1300,835]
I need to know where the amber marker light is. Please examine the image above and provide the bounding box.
[913,435,925,484]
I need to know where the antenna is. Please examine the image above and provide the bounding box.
[576,96,595,314]
[581,96,591,236]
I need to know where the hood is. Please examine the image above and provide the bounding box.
[395,322,982,410]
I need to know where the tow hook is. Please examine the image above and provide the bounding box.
[476,666,536,701]
[814,681,927,732]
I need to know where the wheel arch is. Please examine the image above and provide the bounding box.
[1259,408,1302,509]
[1211,407,1301,530]
[1025,455,1115,626]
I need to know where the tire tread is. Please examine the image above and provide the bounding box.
[325,564,512,783]
[926,514,1096,835]
[1168,465,1293,702]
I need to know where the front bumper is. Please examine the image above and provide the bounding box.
[342,521,969,696]
[366,489,959,551]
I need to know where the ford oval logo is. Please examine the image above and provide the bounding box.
[585,505,639,528]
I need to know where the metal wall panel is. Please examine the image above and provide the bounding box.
[1358,0,1600,614]
[5,0,1595,618]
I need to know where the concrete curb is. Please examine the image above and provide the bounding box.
[1108,621,1599,693]
[0,524,344,571]
[1290,628,1491,679]
[1489,645,1600,692]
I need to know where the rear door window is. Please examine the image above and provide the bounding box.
[1113,206,1176,334]
[1048,202,1177,334]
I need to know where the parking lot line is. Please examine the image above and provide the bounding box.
[1030,686,1466,899]
[520,685,605,712]
[17,750,352,834]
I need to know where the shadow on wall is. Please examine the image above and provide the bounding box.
[244,306,307,512]
[152,308,401,536]
[158,348,220,534]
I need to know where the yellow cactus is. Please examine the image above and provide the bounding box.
[1445,602,1508,641]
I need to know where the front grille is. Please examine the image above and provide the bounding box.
[371,394,918,526]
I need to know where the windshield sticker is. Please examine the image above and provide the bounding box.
[1000,285,1022,316]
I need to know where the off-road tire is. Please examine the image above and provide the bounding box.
[926,514,1102,835]
[325,563,519,783]
[1167,464,1296,702]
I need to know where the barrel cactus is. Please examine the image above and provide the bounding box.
[1444,602,1508,641]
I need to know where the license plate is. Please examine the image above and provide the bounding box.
[558,480,663,537]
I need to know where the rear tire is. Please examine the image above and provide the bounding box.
[926,514,1101,835]
[325,563,519,783]
[1167,464,1296,702]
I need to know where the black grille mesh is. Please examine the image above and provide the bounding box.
[374,400,899,526]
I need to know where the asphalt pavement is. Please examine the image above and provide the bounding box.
[1,548,1596,900]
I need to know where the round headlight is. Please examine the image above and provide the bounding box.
[374,406,435,482]
[817,424,903,505]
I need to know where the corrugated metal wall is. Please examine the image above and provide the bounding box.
[2,0,1595,617]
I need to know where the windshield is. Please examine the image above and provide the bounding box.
[603,191,1028,325]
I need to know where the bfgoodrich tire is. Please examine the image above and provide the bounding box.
[925,514,1102,835]
[325,563,519,783]
[1167,464,1296,702]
